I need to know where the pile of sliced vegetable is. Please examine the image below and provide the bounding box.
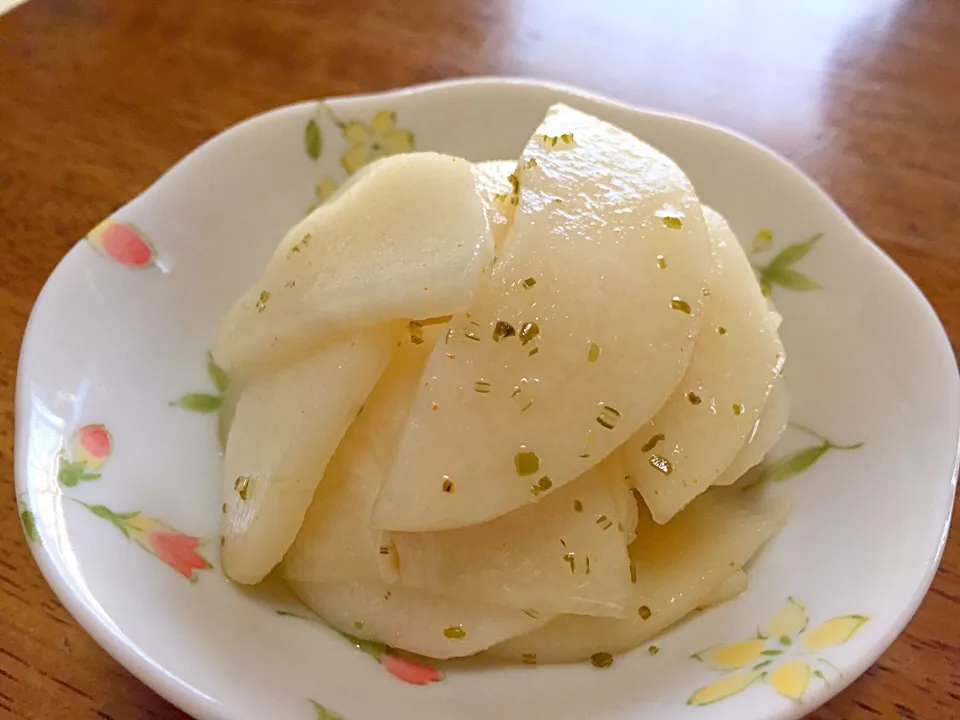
[212,103,788,665]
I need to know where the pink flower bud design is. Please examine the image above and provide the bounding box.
[70,423,113,470]
[87,219,156,269]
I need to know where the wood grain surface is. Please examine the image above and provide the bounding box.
[1,0,958,718]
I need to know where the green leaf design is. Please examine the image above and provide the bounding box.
[767,233,823,269]
[207,352,229,394]
[310,700,346,720]
[305,118,322,160]
[57,456,101,487]
[753,232,824,295]
[760,266,821,292]
[754,444,831,484]
[170,393,222,413]
[20,507,40,544]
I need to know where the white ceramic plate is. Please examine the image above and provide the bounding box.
[15,78,959,720]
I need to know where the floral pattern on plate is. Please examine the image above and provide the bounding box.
[36,421,214,582]
[170,351,230,413]
[689,597,868,705]
[304,106,416,212]
[751,229,824,296]
[278,611,443,686]
[86,219,157,269]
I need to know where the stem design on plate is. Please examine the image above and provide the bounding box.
[743,423,863,489]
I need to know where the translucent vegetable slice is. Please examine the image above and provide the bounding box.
[471,159,518,252]
[698,569,748,610]
[283,326,442,584]
[212,152,493,378]
[486,487,787,663]
[287,579,551,660]
[714,377,790,486]
[386,458,636,618]
[622,206,785,523]
[373,103,713,532]
[221,321,403,584]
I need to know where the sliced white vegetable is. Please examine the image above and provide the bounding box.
[283,326,442,584]
[486,487,787,663]
[714,377,790,485]
[387,458,636,618]
[213,152,493,377]
[697,569,748,610]
[472,159,517,252]
[287,579,551,660]
[221,321,403,584]
[623,206,785,523]
[374,103,713,532]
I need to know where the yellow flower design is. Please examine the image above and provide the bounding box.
[689,597,868,706]
[338,110,415,175]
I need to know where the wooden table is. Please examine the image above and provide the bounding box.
[1,0,958,717]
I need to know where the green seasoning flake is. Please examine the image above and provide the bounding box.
[492,321,516,341]
[686,392,702,406]
[587,343,601,363]
[638,605,652,620]
[657,254,667,269]
[522,277,537,289]
[649,455,673,475]
[379,545,390,555]
[531,476,553,496]
[585,556,591,574]
[526,158,538,169]
[221,502,227,514]
[577,452,590,459]
[562,552,576,573]
[522,652,538,665]
[234,475,251,501]
[474,380,492,394]
[641,433,665,453]
[528,347,539,356]
[590,652,613,668]
[515,451,540,476]
[444,626,466,640]
[354,621,364,630]
[518,322,540,345]
[288,232,312,255]
[648,645,660,656]
[670,297,691,314]
[595,514,608,525]
[560,132,575,144]
[573,499,583,513]
[629,562,637,584]
[596,404,622,430]
[284,280,296,288]
[507,173,520,195]
[717,326,728,335]
[255,290,270,313]
[464,330,481,342]
[442,478,455,493]
[408,320,424,344]
[733,404,744,416]
[445,328,454,344]
[522,608,540,619]
[661,216,683,230]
